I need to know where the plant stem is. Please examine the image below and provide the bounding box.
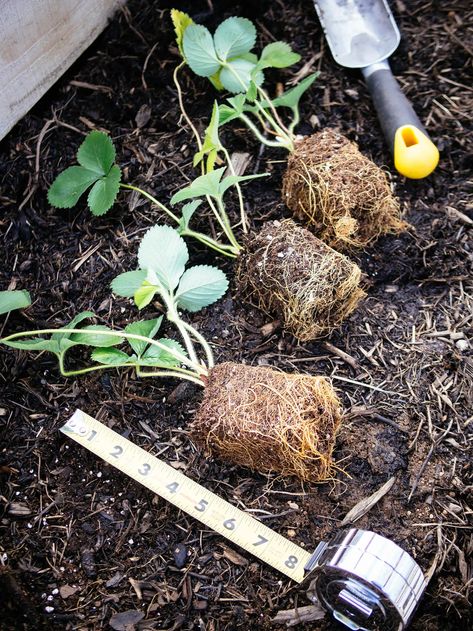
[223,63,293,148]
[136,367,204,386]
[239,114,287,148]
[256,85,293,140]
[181,229,238,258]
[1,328,207,376]
[173,62,203,153]
[221,146,248,233]
[216,198,242,251]
[120,184,180,223]
[288,106,300,136]
[59,356,133,377]
[180,321,215,369]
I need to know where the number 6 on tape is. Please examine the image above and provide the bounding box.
[61,410,311,582]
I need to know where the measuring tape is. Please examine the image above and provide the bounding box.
[61,409,311,582]
[61,410,427,630]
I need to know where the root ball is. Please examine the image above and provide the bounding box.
[237,219,365,341]
[192,362,342,482]
[282,129,406,249]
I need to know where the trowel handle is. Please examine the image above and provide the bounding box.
[362,62,439,179]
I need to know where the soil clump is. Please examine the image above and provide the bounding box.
[237,219,365,340]
[191,361,342,481]
[282,129,406,248]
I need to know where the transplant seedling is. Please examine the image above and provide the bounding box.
[48,130,264,257]
[1,227,342,481]
[1,229,342,479]
[2,226,228,385]
[173,12,404,249]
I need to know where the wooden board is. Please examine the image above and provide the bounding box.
[0,0,124,140]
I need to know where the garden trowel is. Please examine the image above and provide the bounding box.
[313,0,439,178]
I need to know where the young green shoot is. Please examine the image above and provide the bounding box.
[48,130,263,257]
[174,12,319,151]
[172,10,252,232]
[1,228,229,387]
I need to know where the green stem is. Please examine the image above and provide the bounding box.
[256,85,293,140]
[59,356,133,377]
[288,106,300,137]
[223,63,292,147]
[181,229,239,258]
[180,321,215,369]
[221,146,248,234]
[2,328,206,376]
[58,353,204,385]
[120,184,180,224]
[173,62,203,153]
[216,197,242,251]
[136,367,204,386]
[238,113,287,148]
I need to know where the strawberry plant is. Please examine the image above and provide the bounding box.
[172,12,403,249]
[172,12,318,152]
[0,225,341,482]
[1,227,228,384]
[48,130,265,257]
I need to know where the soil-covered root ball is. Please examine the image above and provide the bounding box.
[191,362,342,482]
[282,128,406,249]
[237,219,365,341]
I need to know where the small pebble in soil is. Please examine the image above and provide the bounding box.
[173,542,188,569]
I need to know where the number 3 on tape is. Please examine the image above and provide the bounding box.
[61,410,311,582]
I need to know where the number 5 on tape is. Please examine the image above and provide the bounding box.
[61,410,311,582]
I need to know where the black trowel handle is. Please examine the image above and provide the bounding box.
[362,62,439,179]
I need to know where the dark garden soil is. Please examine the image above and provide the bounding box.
[0,1,472,630]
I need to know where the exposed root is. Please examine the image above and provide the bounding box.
[191,362,342,482]
[282,129,407,249]
[237,219,365,341]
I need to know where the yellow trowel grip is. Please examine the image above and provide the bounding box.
[394,125,439,179]
[363,64,439,179]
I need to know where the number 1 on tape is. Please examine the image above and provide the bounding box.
[61,410,311,582]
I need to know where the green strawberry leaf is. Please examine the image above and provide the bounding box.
[124,317,163,356]
[77,131,116,175]
[140,338,186,368]
[183,24,221,77]
[0,290,31,316]
[111,270,147,298]
[87,164,121,216]
[257,42,300,70]
[272,73,319,109]
[171,9,194,57]
[138,225,189,291]
[70,325,124,347]
[48,166,100,208]
[171,168,226,204]
[176,265,228,312]
[213,17,256,61]
[134,282,158,310]
[178,200,202,232]
[219,58,263,93]
[91,347,132,365]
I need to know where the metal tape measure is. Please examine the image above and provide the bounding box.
[61,410,426,630]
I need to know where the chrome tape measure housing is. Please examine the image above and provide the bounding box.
[306,529,426,631]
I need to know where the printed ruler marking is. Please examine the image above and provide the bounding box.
[61,410,311,582]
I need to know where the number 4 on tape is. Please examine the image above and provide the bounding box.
[61,410,311,582]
